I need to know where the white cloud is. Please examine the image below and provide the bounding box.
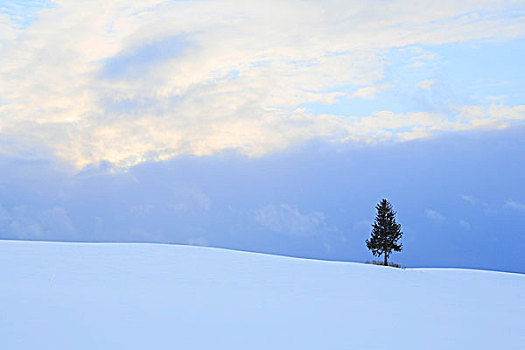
[256,204,325,234]
[486,95,507,101]
[405,49,438,68]
[0,1,524,168]
[460,194,488,206]
[0,204,77,240]
[168,186,211,214]
[460,194,477,205]
[416,79,435,91]
[459,220,471,230]
[353,83,393,99]
[130,205,155,215]
[425,209,446,223]
[37,207,78,238]
[0,204,11,228]
[353,220,372,232]
[506,200,525,213]
[460,194,494,216]
[186,237,210,247]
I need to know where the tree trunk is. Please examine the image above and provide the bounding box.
[384,240,388,266]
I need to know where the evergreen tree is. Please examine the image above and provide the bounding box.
[366,199,403,266]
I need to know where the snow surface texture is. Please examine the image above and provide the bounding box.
[0,241,524,349]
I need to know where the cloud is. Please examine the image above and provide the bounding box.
[0,1,524,168]
[486,95,507,102]
[37,206,78,238]
[256,204,325,234]
[130,204,154,215]
[505,200,525,213]
[459,220,471,230]
[353,219,372,232]
[405,49,438,68]
[352,83,393,99]
[417,79,435,91]
[0,204,78,240]
[460,194,479,206]
[460,195,491,214]
[168,186,211,214]
[460,194,490,207]
[0,205,11,228]
[425,209,446,223]
[186,237,210,247]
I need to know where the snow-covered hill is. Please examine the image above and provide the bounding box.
[0,241,523,349]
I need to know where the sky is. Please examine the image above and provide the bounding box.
[0,0,524,272]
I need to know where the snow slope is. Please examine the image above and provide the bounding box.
[0,241,523,349]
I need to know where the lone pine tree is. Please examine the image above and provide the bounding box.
[366,199,403,266]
